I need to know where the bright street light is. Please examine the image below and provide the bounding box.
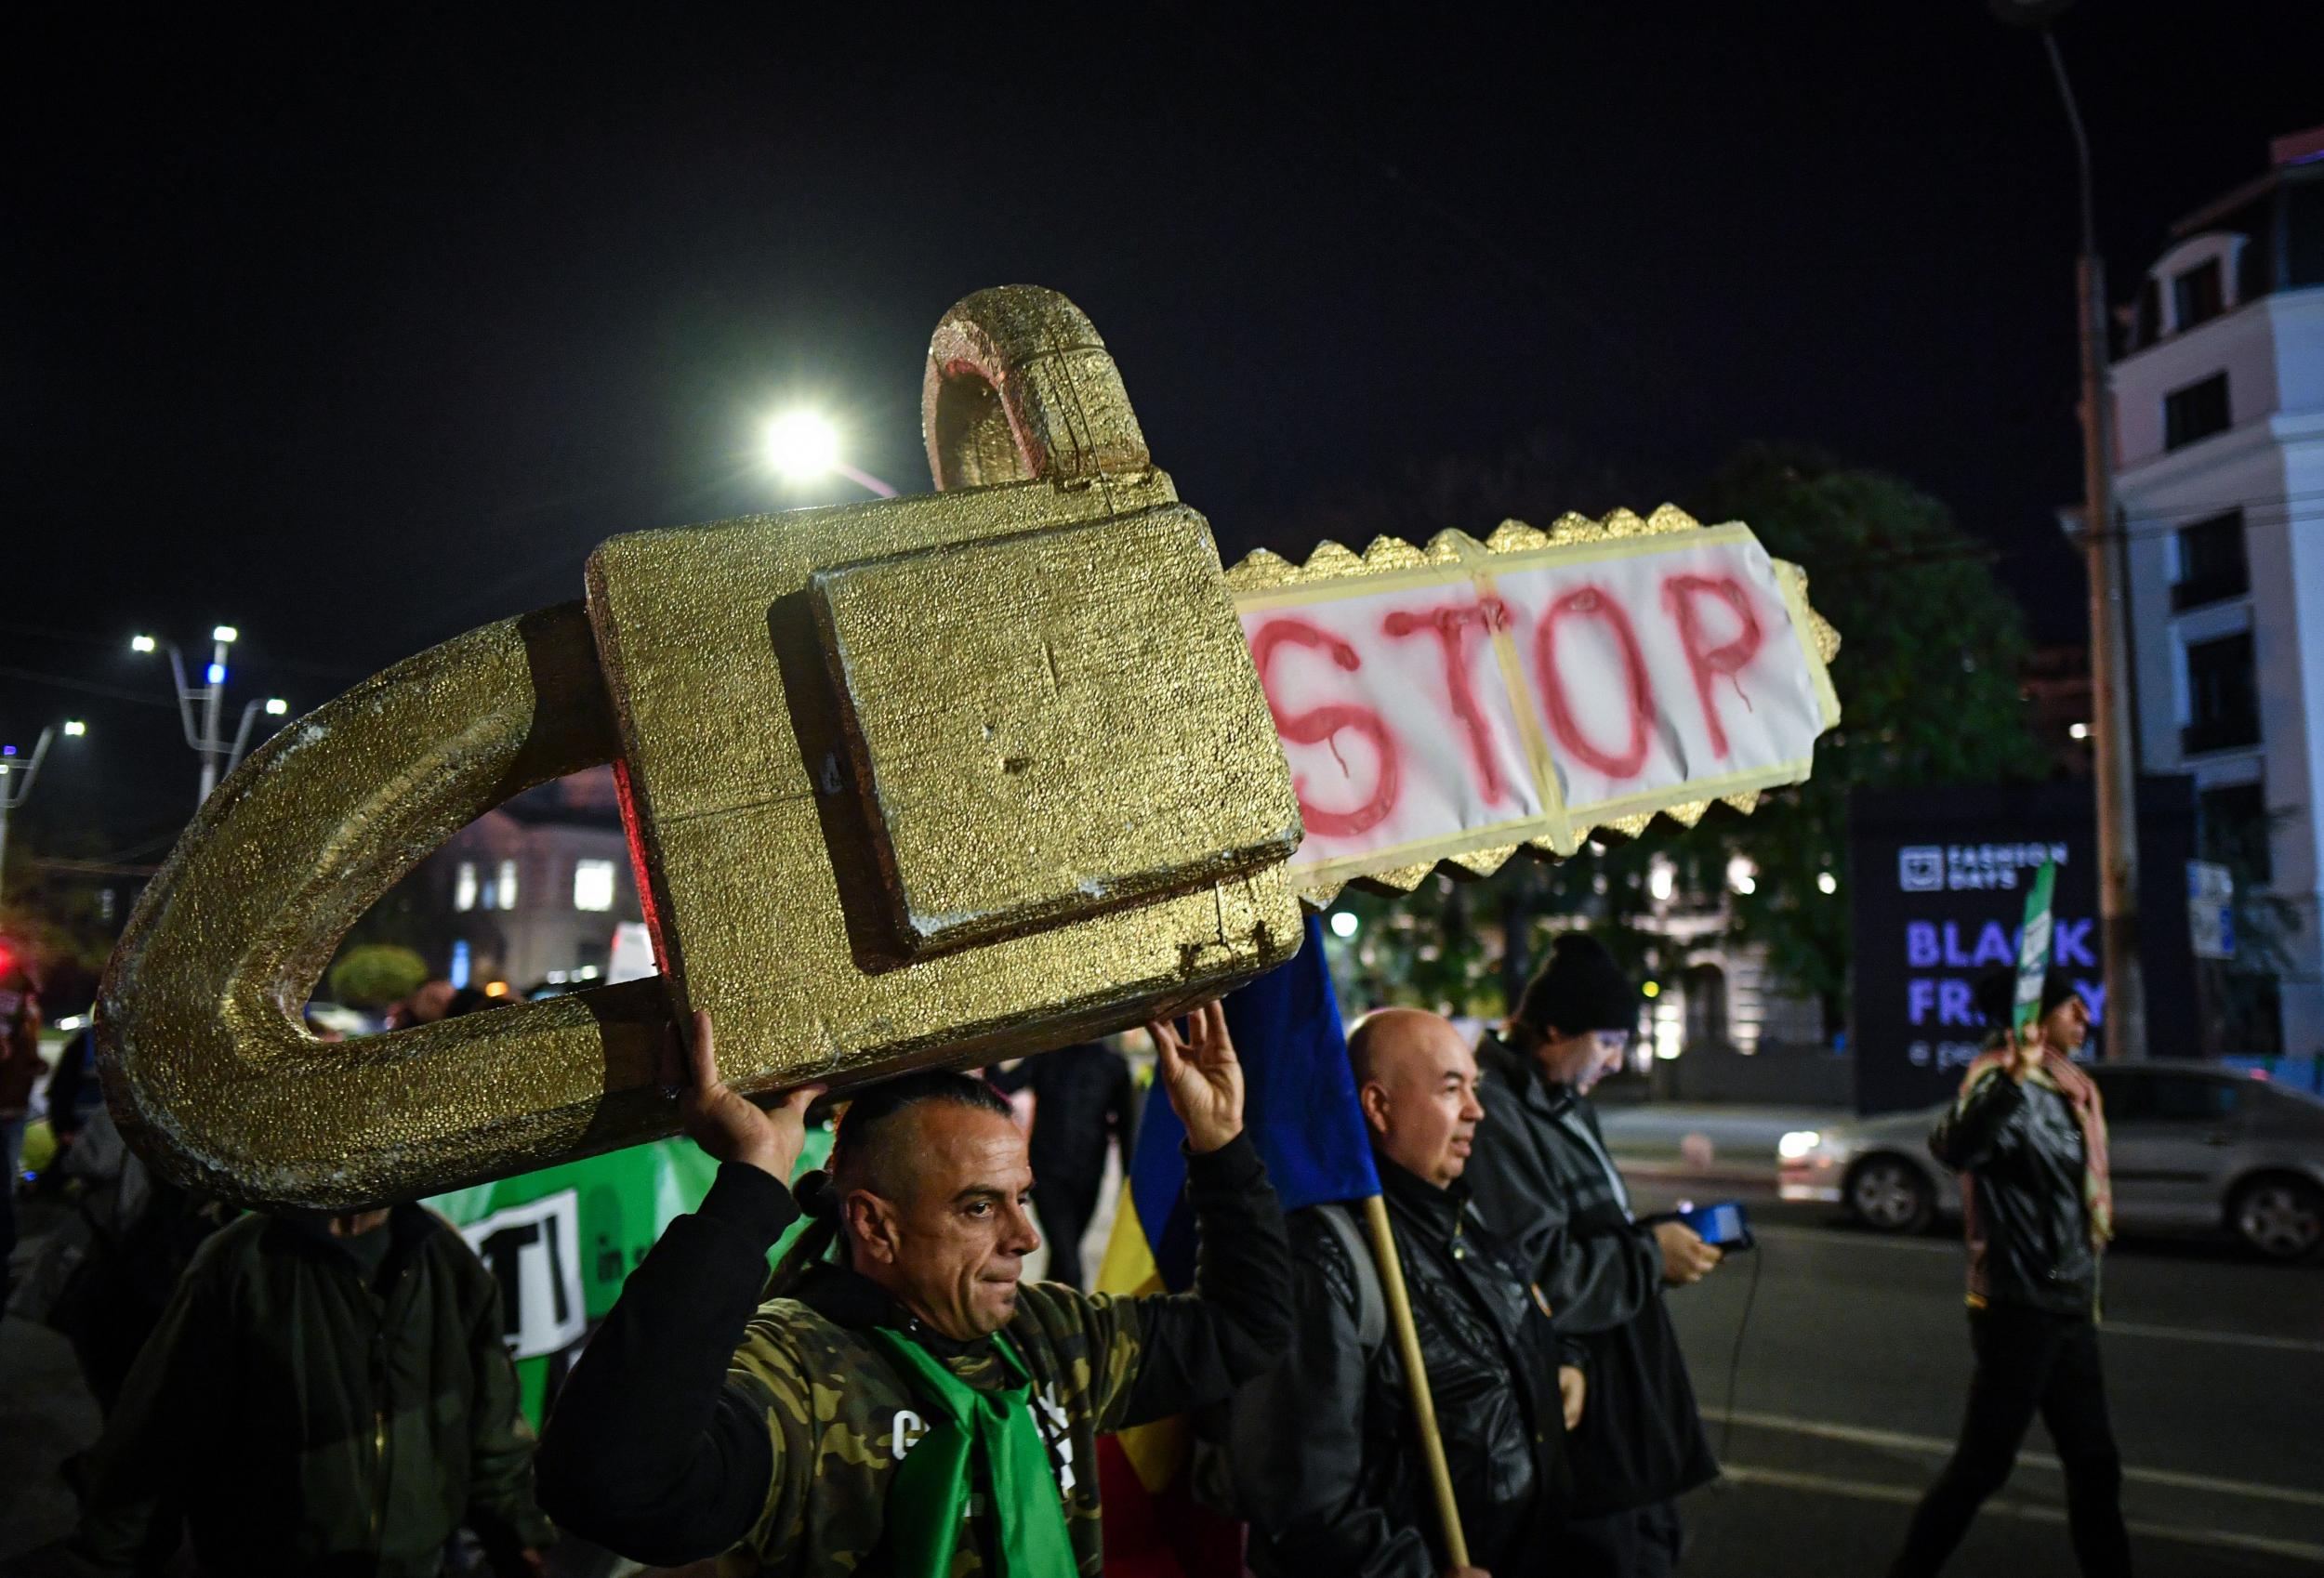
[212,625,239,645]
[764,411,840,478]
[130,633,157,653]
[762,409,899,498]
[63,720,86,737]
[1328,910,1361,940]
[265,697,288,716]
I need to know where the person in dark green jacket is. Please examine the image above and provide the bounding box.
[65,1200,554,1577]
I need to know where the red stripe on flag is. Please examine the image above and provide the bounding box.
[1097,1435,1248,1577]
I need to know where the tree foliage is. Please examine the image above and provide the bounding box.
[327,942,429,1008]
[1686,446,2043,1027]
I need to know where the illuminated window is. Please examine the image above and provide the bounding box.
[573,858,617,913]
[454,861,478,913]
[496,858,520,911]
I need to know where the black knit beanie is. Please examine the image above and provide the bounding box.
[1515,933,1635,1033]
[1974,966,2084,1027]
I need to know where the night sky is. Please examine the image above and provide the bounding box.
[7,3,2321,852]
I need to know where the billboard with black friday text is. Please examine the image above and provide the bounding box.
[1848,778,2198,1114]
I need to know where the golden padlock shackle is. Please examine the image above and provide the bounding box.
[99,286,1158,1210]
[923,286,1152,489]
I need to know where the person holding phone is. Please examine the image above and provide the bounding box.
[1464,934,1721,1578]
[1890,969,2128,1578]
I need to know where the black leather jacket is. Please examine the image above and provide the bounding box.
[1464,1032,1720,1517]
[1234,1160,1576,1578]
[1929,1064,2099,1315]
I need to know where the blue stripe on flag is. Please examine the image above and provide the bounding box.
[1125,914,1380,1290]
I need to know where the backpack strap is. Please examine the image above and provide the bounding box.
[1314,1201,1387,1353]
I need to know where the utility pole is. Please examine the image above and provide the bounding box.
[2041,26,2146,1061]
[134,627,288,807]
[0,722,86,897]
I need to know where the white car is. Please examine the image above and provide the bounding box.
[1777,1059,2324,1261]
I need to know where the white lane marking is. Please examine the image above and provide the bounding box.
[1718,1465,2324,1564]
[1710,1410,2324,1509]
[2102,1320,2324,1356]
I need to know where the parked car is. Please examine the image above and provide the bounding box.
[1777,1059,2324,1261]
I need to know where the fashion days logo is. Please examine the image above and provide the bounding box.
[1898,843,2069,893]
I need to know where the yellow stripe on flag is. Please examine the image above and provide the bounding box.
[1093,1190,1191,1491]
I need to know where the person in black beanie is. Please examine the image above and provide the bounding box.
[1463,933,1723,1577]
[1889,966,2127,1578]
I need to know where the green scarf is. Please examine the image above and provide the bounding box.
[865,1326,1078,1578]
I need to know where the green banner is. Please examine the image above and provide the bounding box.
[429,1127,832,1427]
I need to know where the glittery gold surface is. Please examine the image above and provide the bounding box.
[95,605,675,1208]
[1225,506,1842,906]
[812,507,1299,952]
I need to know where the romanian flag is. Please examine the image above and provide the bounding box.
[1095,914,1380,1575]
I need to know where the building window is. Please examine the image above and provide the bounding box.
[573,858,617,913]
[2181,631,2259,756]
[2225,973,2283,1057]
[2199,781,2272,883]
[2172,257,2225,332]
[2162,373,2231,451]
[2172,509,2248,611]
[454,861,478,913]
[496,858,520,911]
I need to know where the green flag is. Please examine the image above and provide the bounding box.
[2012,860,2058,1035]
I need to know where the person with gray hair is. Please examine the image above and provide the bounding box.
[1229,1006,1585,1578]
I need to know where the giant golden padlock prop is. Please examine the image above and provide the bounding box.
[99,286,1842,1211]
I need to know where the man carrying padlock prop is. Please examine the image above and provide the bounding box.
[529,999,1285,1574]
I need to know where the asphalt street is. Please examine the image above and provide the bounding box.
[1633,1181,2324,1576]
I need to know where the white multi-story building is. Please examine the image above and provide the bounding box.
[2107,126,2324,1057]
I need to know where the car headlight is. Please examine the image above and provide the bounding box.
[1777,1129,1823,1162]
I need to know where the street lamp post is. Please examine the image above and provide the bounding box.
[2000,5,2146,1060]
[132,628,289,807]
[0,722,86,896]
[2047,31,2146,1063]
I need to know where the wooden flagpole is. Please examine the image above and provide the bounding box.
[1360,1193,1470,1570]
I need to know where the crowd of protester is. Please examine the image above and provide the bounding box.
[0,934,2119,1577]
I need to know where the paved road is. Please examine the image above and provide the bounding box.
[1633,1181,2324,1575]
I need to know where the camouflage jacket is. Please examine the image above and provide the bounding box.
[538,1134,1291,1577]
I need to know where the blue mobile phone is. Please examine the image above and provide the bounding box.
[1677,1200,1754,1251]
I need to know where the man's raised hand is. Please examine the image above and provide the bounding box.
[1146,1000,1246,1154]
[665,1009,821,1180]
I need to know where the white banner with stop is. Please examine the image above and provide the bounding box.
[1230,514,1842,896]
